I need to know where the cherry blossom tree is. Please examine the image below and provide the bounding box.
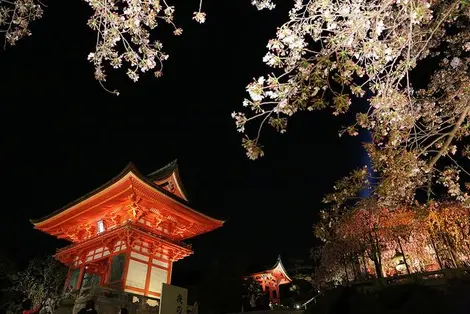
[313,198,470,286]
[235,0,470,208]
[315,200,388,281]
[425,201,470,267]
[235,0,470,286]
[0,0,206,94]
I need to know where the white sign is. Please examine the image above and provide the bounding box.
[159,283,188,314]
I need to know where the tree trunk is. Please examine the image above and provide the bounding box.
[353,256,361,280]
[427,171,433,201]
[362,253,368,277]
[373,230,383,278]
[343,257,350,283]
[372,256,382,279]
[426,105,470,172]
[396,236,411,274]
[444,234,459,268]
[459,225,470,257]
[430,234,444,270]
[368,232,383,279]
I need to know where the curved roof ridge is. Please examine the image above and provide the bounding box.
[146,159,191,202]
[147,159,178,180]
[30,161,225,225]
[30,162,138,224]
[272,255,292,282]
[246,254,292,283]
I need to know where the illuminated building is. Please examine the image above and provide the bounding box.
[31,161,224,313]
[245,256,292,305]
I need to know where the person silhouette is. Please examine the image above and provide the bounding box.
[119,308,128,314]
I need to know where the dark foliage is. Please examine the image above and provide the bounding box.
[309,279,470,314]
[0,255,67,314]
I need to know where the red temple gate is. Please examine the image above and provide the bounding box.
[31,161,224,309]
[245,256,292,305]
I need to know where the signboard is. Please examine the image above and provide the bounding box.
[159,283,188,314]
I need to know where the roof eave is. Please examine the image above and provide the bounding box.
[30,162,138,225]
[147,159,191,203]
[31,162,226,227]
[247,257,292,282]
[274,258,293,282]
[146,159,178,181]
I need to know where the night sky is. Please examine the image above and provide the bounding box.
[0,0,364,278]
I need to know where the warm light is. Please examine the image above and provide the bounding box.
[146,299,158,307]
[395,263,407,273]
[295,304,300,309]
[97,220,105,234]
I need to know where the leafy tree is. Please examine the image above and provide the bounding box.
[241,276,263,303]
[6,255,67,314]
[287,257,314,283]
[283,279,316,308]
[0,254,18,313]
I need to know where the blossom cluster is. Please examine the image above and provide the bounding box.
[237,0,438,150]
[251,0,275,11]
[0,0,43,47]
[237,0,470,207]
[1,0,206,93]
[85,0,206,94]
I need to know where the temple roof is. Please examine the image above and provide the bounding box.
[247,255,293,284]
[146,159,189,201]
[30,162,224,228]
[147,159,179,181]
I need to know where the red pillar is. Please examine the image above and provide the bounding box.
[63,268,72,294]
[167,261,173,284]
[105,257,112,284]
[76,266,85,291]
[261,279,266,292]
[144,261,152,296]
[121,250,131,288]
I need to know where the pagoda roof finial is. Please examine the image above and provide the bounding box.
[147,159,179,180]
[146,159,191,202]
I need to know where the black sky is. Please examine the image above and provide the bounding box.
[0,0,364,277]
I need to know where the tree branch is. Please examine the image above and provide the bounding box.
[426,105,470,171]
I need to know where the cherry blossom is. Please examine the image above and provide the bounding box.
[314,199,470,286]
[0,0,43,47]
[236,0,470,208]
[1,0,207,94]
